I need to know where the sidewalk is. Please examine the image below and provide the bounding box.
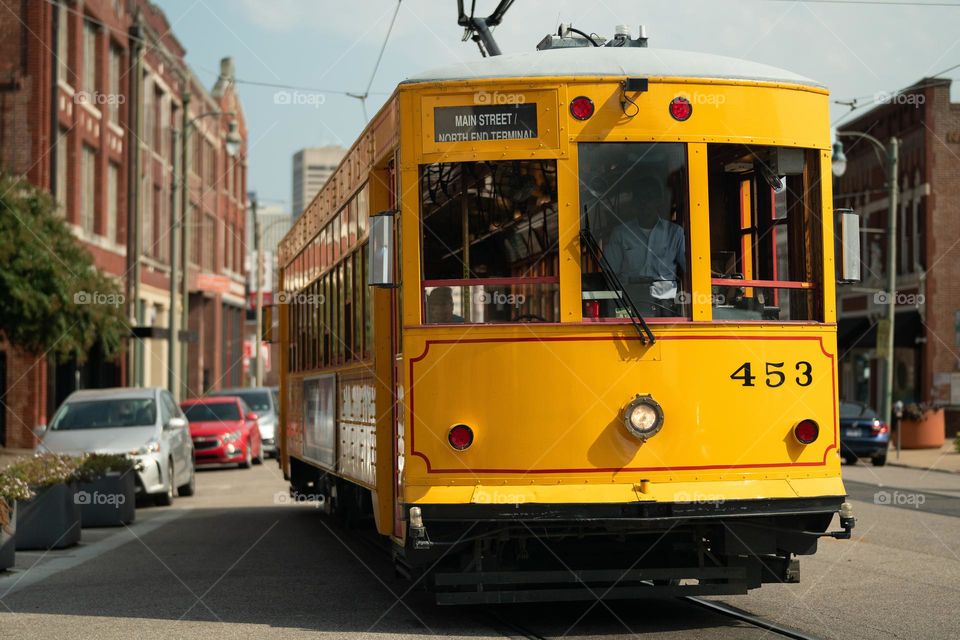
[0,447,32,471]
[887,439,960,474]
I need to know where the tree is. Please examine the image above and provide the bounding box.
[0,174,127,363]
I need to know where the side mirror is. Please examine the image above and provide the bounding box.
[246,412,259,421]
[32,424,47,437]
[837,208,861,283]
[369,210,397,288]
[166,416,187,430]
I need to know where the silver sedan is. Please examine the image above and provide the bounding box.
[37,387,196,505]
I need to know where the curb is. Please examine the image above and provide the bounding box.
[887,461,960,475]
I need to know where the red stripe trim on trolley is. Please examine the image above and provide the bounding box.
[711,278,814,290]
[408,334,838,474]
[421,276,559,287]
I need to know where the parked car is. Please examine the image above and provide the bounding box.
[209,387,279,457]
[37,387,196,505]
[840,401,890,466]
[181,397,263,468]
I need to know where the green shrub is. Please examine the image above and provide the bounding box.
[75,453,138,483]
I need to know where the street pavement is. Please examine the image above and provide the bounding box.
[0,458,957,639]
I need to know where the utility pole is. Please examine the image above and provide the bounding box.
[127,17,144,387]
[883,137,900,436]
[251,192,265,387]
[168,125,181,400]
[179,90,191,400]
[833,133,900,432]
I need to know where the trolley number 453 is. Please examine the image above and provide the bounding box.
[730,361,812,388]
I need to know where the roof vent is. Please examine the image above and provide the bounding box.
[537,24,648,51]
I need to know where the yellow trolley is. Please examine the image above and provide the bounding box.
[275,32,859,603]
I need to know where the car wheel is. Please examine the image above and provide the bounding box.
[178,463,196,496]
[253,442,263,465]
[155,461,175,506]
[872,454,887,467]
[240,440,253,469]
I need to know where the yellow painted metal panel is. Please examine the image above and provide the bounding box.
[403,476,845,505]
[403,324,840,487]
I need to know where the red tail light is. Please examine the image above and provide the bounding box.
[448,424,474,451]
[871,421,889,436]
[669,96,693,121]
[570,96,595,120]
[794,419,819,445]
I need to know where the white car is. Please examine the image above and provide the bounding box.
[37,387,196,505]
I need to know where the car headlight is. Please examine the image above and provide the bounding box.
[130,438,161,456]
[222,430,242,443]
[622,395,664,441]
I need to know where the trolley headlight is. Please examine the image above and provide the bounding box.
[622,395,664,441]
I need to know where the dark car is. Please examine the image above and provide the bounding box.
[839,401,890,466]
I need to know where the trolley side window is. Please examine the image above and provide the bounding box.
[707,145,822,322]
[419,160,559,324]
[578,142,691,320]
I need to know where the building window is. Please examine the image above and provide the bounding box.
[187,204,198,265]
[143,77,155,149]
[56,128,69,214]
[106,163,118,241]
[56,3,70,83]
[142,178,153,254]
[80,145,95,233]
[154,85,164,153]
[83,19,97,94]
[107,45,121,123]
[202,214,216,271]
[204,140,215,188]
[154,184,162,259]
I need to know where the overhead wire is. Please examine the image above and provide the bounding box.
[831,62,960,126]
[349,0,403,122]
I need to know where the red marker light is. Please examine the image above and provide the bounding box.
[669,96,692,121]
[448,424,474,451]
[570,96,595,120]
[794,419,819,445]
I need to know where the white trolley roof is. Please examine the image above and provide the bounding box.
[403,47,823,89]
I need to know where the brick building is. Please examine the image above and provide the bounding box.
[0,0,247,450]
[834,78,960,424]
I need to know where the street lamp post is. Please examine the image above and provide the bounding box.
[250,197,290,387]
[169,97,241,401]
[833,132,900,448]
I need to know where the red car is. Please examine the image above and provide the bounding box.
[180,396,263,468]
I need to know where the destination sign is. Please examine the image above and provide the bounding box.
[434,103,538,143]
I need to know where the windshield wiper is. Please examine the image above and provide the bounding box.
[580,227,655,345]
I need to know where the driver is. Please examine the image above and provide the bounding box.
[603,176,685,316]
[426,287,464,324]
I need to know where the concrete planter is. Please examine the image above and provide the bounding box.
[78,472,136,527]
[0,500,14,571]
[15,482,81,550]
[901,409,946,449]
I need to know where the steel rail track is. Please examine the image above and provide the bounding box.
[684,596,824,640]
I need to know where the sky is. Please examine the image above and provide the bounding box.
[154,0,960,211]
